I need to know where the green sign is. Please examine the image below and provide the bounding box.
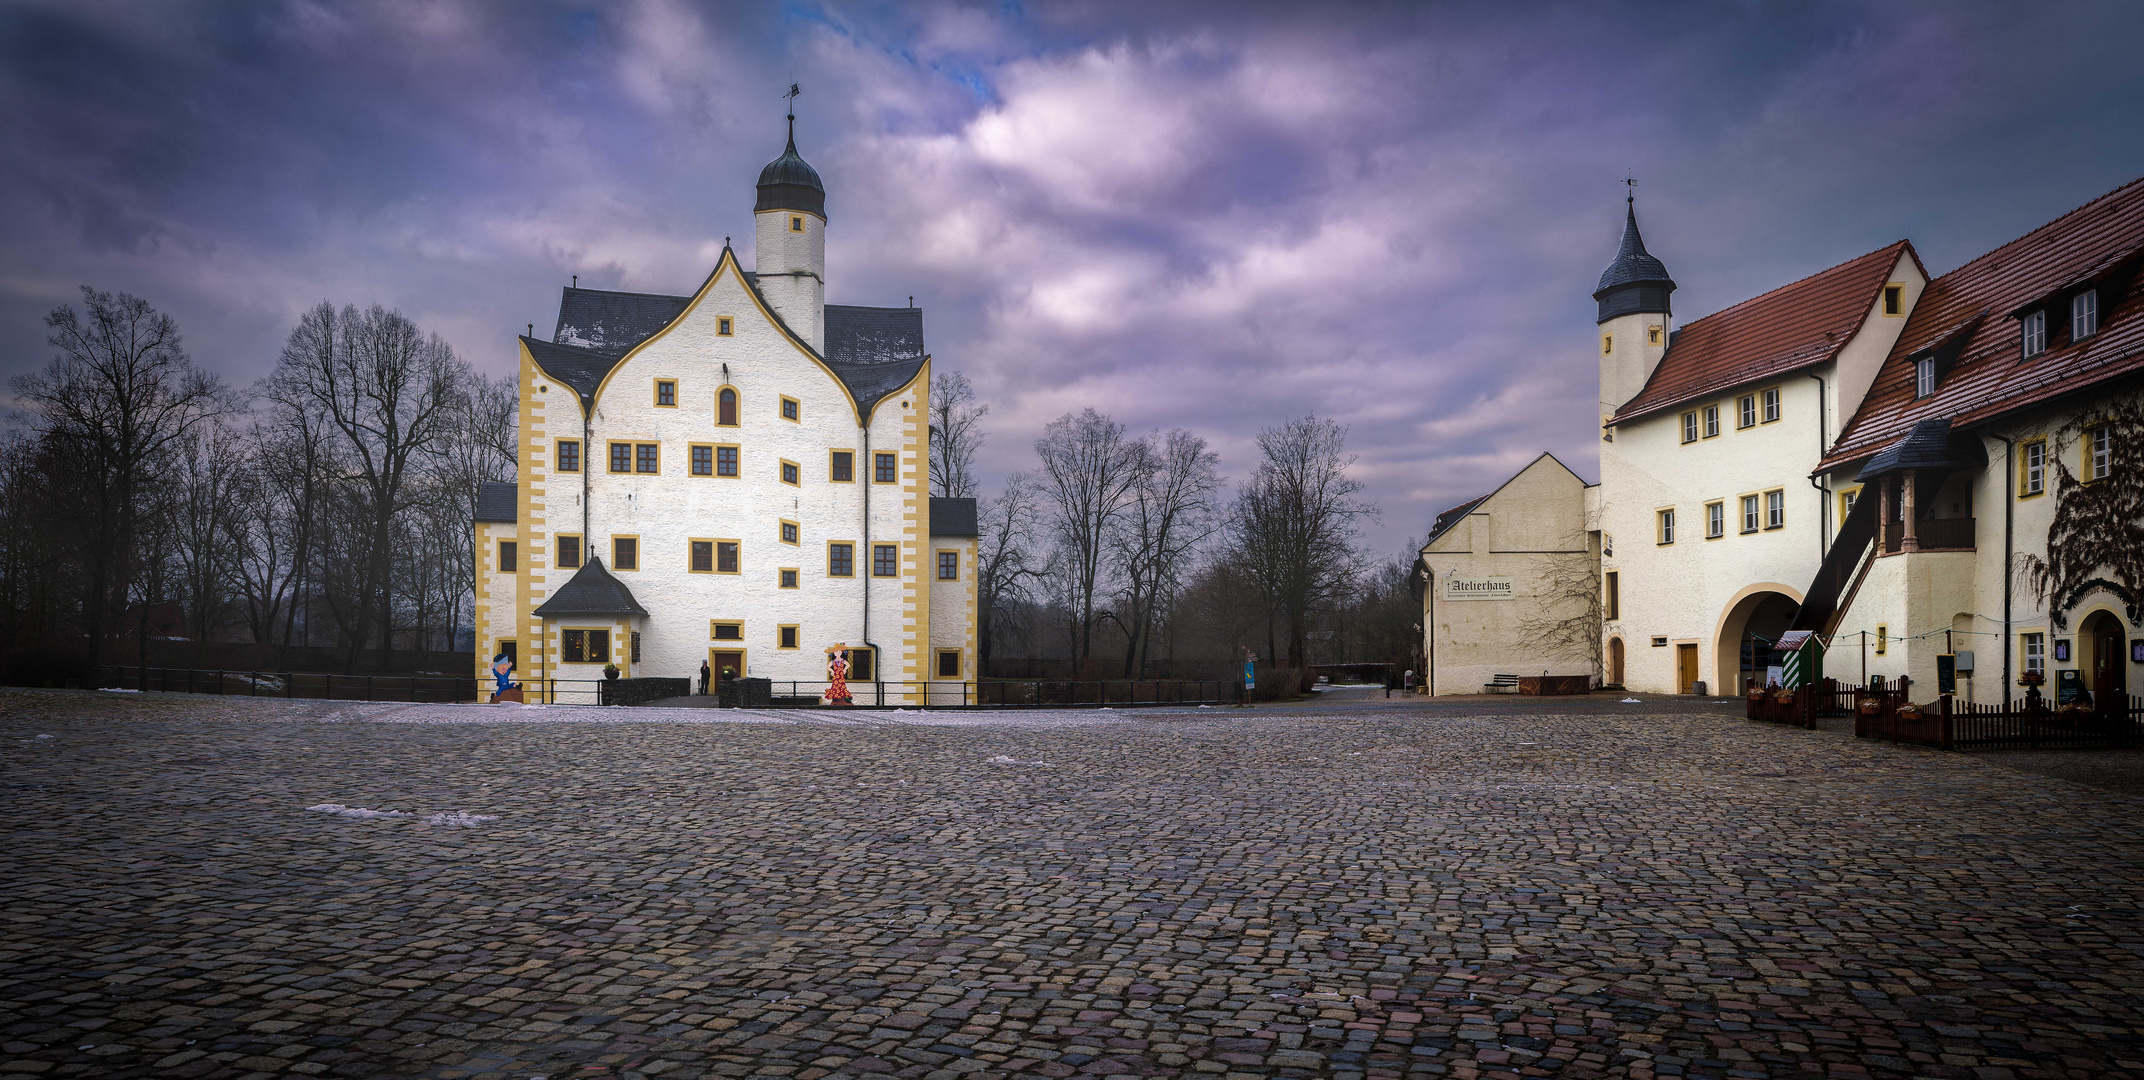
[2057,669,2085,705]
[1936,653,1956,696]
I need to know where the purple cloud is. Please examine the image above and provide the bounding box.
[3,0,2140,551]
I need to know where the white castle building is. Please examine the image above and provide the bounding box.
[472,119,978,701]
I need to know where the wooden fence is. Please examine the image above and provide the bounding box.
[1749,673,2144,750]
[1746,676,1912,730]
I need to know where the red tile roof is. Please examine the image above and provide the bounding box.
[1611,241,1919,425]
[1821,176,2144,472]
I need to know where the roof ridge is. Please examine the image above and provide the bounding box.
[1927,174,2144,282]
[563,285,692,301]
[1679,239,1908,330]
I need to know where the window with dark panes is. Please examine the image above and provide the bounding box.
[636,444,658,473]
[875,452,896,482]
[499,541,517,572]
[938,650,960,678]
[656,380,676,407]
[718,388,738,426]
[938,551,958,580]
[691,445,713,475]
[781,398,798,420]
[713,623,742,640]
[874,544,897,576]
[717,446,738,476]
[831,452,853,481]
[780,521,798,544]
[631,632,641,662]
[613,537,637,570]
[558,535,581,568]
[691,541,713,572]
[610,443,632,472]
[779,568,798,588]
[829,543,853,577]
[781,461,799,485]
[780,625,799,648]
[717,541,738,573]
[557,440,580,472]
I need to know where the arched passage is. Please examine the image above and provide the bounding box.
[1714,584,1803,694]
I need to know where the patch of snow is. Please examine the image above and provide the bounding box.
[99,688,141,693]
[984,755,1046,766]
[1621,697,1643,703]
[423,811,498,827]
[37,734,53,739]
[308,803,410,819]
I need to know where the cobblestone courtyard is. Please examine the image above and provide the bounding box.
[2,690,2141,1080]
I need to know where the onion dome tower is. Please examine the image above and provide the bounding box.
[1595,192,1676,417]
[754,100,827,349]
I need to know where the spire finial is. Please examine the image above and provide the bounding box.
[1622,175,1636,207]
[784,82,802,149]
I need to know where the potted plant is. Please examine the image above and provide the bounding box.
[603,663,620,681]
[1746,687,1766,701]
[2018,671,2045,687]
[1857,698,1883,716]
[1896,702,1924,721]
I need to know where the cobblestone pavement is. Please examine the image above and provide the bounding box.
[2,689,2141,1080]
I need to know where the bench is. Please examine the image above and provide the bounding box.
[1485,674,1520,693]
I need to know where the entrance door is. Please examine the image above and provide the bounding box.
[1607,638,1625,687]
[1677,643,1699,695]
[2094,627,2127,707]
[711,651,743,693]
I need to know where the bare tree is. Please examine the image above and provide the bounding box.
[260,302,469,670]
[12,288,226,667]
[169,422,249,660]
[929,370,987,499]
[1112,429,1221,675]
[1229,416,1377,668]
[975,471,1049,672]
[1034,409,1144,669]
[1512,554,1602,676]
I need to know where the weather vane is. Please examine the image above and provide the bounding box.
[1623,175,1637,205]
[784,83,802,143]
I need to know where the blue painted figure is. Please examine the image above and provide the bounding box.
[491,652,515,694]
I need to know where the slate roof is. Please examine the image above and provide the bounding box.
[553,287,692,356]
[531,557,648,619]
[523,336,623,409]
[1820,175,2144,472]
[1853,419,1988,480]
[1612,240,1917,425]
[474,481,516,523]
[825,305,924,364]
[929,496,979,538]
[528,284,929,421]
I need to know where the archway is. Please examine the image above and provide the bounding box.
[1714,585,1803,694]
[2080,608,2129,707]
[1607,637,1625,688]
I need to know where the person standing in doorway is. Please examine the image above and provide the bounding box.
[1403,669,1416,695]
[698,659,711,696]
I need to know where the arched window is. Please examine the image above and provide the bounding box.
[718,388,737,426]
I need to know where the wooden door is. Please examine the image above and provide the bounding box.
[711,651,744,691]
[1608,638,1625,687]
[1677,643,1698,694]
[2094,629,2126,706]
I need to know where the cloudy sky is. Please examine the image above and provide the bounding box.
[4,0,2142,553]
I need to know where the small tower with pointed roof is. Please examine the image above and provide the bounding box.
[754,96,828,350]
[1595,191,1676,424]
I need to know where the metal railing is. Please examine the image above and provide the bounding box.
[1879,517,1976,553]
[106,666,478,703]
[98,667,1236,710]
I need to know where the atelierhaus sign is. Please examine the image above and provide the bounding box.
[1443,575,1515,601]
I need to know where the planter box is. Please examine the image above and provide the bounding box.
[1518,675,1591,696]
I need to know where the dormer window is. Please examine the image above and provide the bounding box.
[2022,309,2047,357]
[1883,284,1903,316]
[1915,356,1935,398]
[2072,289,2098,340]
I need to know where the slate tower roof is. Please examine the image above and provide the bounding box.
[756,119,826,218]
[1594,200,1676,324]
